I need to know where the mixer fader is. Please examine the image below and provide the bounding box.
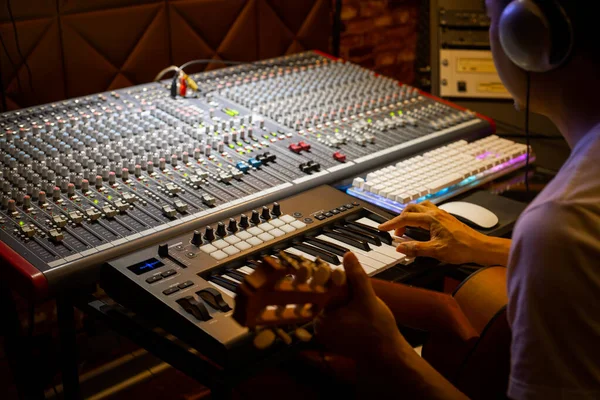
[0,51,493,295]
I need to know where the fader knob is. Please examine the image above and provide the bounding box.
[239,214,249,229]
[271,202,282,217]
[216,222,227,237]
[204,226,215,242]
[261,206,271,220]
[227,218,238,233]
[250,210,260,225]
[191,230,202,246]
[158,243,169,257]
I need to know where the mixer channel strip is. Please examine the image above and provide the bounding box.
[0,51,492,293]
[101,186,420,366]
[347,135,533,214]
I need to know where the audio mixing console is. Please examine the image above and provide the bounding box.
[0,51,493,298]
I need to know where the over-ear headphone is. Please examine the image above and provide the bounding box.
[499,0,574,72]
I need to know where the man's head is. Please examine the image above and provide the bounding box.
[486,1,599,124]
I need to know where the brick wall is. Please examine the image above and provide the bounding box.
[337,0,419,84]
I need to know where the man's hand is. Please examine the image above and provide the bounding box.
[378,201,511,267]
[314,252,470,399]
[315,252,410,362]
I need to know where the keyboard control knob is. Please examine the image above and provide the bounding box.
[158,243,169,257]
[191,230,202,246]
[271,202,282,217]
[204,226,215,242]
[250,210,260,225]
[239,214,249,229]
[216,222,227,237]
[261,206,271,220]
[227,218,238,233]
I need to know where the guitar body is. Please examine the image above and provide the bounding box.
[423,267,510,400]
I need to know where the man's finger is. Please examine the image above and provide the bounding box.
[396,241,439,259]
[342,252,376,299]
[378,213,434,232]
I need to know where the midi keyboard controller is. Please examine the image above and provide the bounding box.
[0,51,494,298]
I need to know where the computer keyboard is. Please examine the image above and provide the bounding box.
[347,135,532,214]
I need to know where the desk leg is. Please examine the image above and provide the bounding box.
[0,279,45,399]
[56,296,81,400]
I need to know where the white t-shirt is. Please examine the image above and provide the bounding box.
[507,127,600,399]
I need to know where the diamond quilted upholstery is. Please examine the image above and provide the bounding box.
[0,0,331,110]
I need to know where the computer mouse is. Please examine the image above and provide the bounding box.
[439,201,499,230]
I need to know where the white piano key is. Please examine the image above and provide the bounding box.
[315,235,389,271]
[285,247,349,272]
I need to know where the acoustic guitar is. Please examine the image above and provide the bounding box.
[233,251,510,400]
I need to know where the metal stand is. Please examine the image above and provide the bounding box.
[56,296,81,400]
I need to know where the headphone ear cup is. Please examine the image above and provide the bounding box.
[499,0,554,72]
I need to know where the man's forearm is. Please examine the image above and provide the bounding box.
[357,335,469,399]
[473,235,512,267]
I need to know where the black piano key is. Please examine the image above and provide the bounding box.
[224,270,247,283]
[291,242,341,265]
[322,228,371,251]
[209,276,239,293]
[346,221,393,245]
[333,225,381,246]
[365,211,388,225]
[304,237,349,257]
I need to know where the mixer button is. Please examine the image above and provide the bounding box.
[269,219,284,228]
[223,246,240,256]
[333,151,346,162]
[163,287,180,296]
[210,250,228,261]
[279,224,296,233]
[224,235,241,245]
[161,269,176,278]
[247,227,263,236]
[246,237,263,246]
[290,220,307,229]
[200,243,218,254]
[176,296,211,321]
[235,231,252,241]
[158,244,169,257]
[257,222,274,231]
[86,208,102,220]
[234,241,251,251]
[279,215,295,224]
[270,228,285,237]
[212,239,228,250]
[257,232,274,242]
[145,275,163,284]
[178,281,194,290]
[52,215,68,227]
[174,200,188,213]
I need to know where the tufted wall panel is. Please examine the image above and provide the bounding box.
[0,0,331,110]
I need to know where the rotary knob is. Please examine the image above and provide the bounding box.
[227,218,238,233]
[250,210,260,225]
[239,214,249,229]
[191,230,202,246]
[204,226,215,242]
[216,222,227,237]
[272,202,282,217]
[261,206,271,220]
